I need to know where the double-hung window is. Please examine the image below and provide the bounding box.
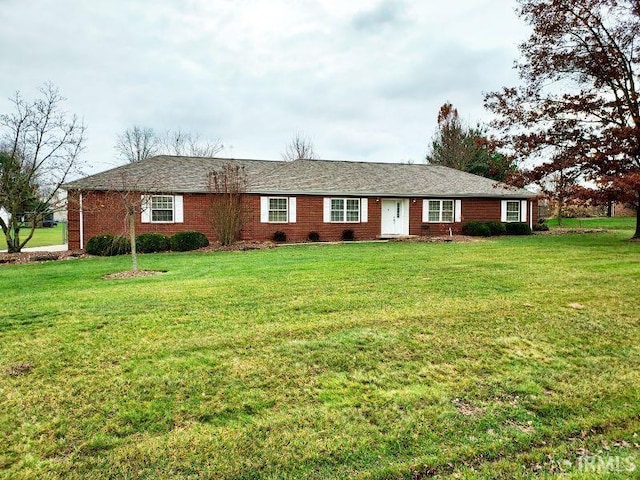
[151,195,174,222]
[505,201,520,222]
[268,197,288,222]
[141,194,183,224]
[427,199,454,223]
[330,198,360,222]
[260,197,296,223]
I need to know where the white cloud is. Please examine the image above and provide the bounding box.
[0,0,528,174]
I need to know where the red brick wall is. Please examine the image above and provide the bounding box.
[239,195,382,242]
[66,191,538,249]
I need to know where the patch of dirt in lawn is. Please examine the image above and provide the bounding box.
[453,398,485,417]
[6,362,34,377]
[102,270,167,280]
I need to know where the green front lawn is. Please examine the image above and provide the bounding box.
[546,216,636,231]
[0,223,66,250]
[1,234,639,478]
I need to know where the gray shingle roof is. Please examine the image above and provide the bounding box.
[63,156,536,198]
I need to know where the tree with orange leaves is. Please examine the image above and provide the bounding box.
[485,0,640,238]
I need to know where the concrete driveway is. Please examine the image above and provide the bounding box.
[0,244,68,253]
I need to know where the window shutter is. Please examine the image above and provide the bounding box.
[455,199,462,222]
[323,198,331,223]
[360,198,368,223]
[500,200,508,222]
[289,197,296,223]
[520,200,528,222]
[141,195,151,223]
[422,200,429,222]
[260,197,270,223]
[174,195,184,223]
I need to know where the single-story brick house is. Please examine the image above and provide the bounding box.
[63,156,538,249]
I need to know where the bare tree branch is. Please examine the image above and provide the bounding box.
[115,127,224,163]
[281,132,319,161]
[115,126,160,163]
[160,129,224,158]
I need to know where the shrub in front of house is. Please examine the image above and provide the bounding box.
[533,218,550,231]
[307,231,320,242]
[486,221,507,236]
[136,233,171,253]
[170,231,210,251]
[505,222,533,235]
[272,231,287,242]
[86,234,131,256]
[461,221,492,237]
[533,222,550,232]
[341,229,355,241]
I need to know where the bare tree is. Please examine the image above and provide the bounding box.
[79,172,155,272]
[281,132,318,161]
[116,127,223,163]
[160,129,223,157]
[0,83,85,252]
[115,126,159,163]
[208,163,247,245]
[113,172,144,271]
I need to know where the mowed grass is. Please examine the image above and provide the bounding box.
[547,216,636,231]
[0,223,66,250]
[1,233,639,479]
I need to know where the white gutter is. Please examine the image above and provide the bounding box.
[79,192,84,250]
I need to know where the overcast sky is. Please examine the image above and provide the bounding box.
[0,0,528,176]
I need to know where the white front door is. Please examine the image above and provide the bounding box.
[381,199,409,235]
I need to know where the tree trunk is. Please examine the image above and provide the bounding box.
[633,191,640,239]
[7,219,20,253]
[128,211,138,271]
[557,197,564,227]
[607,200,613,218]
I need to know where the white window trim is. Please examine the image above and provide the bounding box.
[141,194,183,224]
[325,197,362,223]
[520,200,528,222]
[422,199,456,223]
[260,196,296,223]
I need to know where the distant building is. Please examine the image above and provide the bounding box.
[612,202,636,217]
[0,207,10,225]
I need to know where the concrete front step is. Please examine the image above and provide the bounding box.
[376,234,420,240]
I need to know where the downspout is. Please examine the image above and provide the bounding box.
[529,200,533,229]
[79,191,84,250]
